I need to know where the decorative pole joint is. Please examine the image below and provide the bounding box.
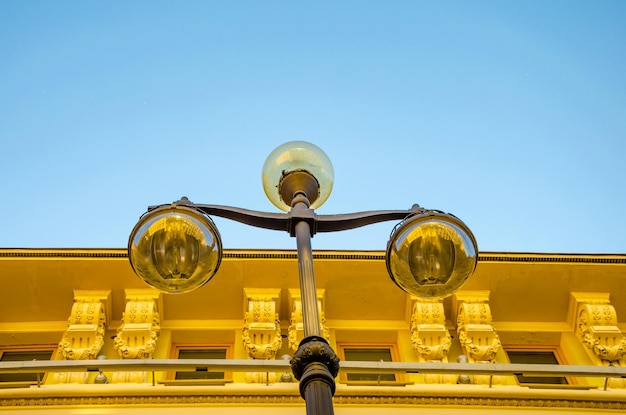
[291,336,340,398]
[288,197,317,237]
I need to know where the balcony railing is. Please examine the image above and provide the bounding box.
[1,359,625,390]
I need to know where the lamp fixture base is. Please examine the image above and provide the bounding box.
[279,170,320,208]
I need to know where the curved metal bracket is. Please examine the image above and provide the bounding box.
[195,204,290,232]
[150,198,426,237]
[316,204,425,233]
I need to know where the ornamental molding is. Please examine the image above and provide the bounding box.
[242,288,282,384]
[454,291,501,364]
[3,248,626,265]
[112,290,161,383]
[408,297,454,384]
[113,290,161,360]
[57,291,110,361]
[287,288,330,352]
[55,291,111,384]
[410,298,451,364]
[242,288,282,360]
[2,391,626,410]
[569,292,626,388]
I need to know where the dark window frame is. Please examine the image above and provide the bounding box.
[0,346,56,385]
[337,343,406,385]
[166,344,233,384]
[505,347,569,386]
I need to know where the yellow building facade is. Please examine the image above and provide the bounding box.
[1,248,626,414]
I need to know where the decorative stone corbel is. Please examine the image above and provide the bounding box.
[454,291,502,385]
[570,293,626,363]
[455,291,501,363]
[55,291,111,384]
[242,288,282,383]
[569,293,626,389]
[243,288,282,359]
[410,297,454,384]
[112,289,161,383]
[288,288,330,353]
[410,297,451,362]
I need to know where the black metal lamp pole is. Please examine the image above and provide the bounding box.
[290,195,338,415]
[127,141,479,415]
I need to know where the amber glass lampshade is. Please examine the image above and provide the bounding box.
[262,141,334,211]
[128,205,223,294]
[386,211,477,298]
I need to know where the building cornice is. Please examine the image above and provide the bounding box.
[1,384,625,410]
[0,248,625,264]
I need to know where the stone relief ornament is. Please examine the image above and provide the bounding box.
[577,302,626,362]
[112,290,161,383]
[242,289,282,383]
[410,298,451,361]
[571,293,626,388]
[457,299,501,363]
[113,295,161,359]
[55,291,110,384]
[455,292,503,385]
[242,291,282,359]
[410,298,455,384]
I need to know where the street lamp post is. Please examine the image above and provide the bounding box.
[128,141,478,415]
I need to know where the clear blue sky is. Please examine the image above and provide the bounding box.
[1,1,625,253]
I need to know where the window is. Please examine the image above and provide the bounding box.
[0,348,55,385]
[506,349,568,385]
[343,348,395,382]
[175,348,228,380]
[338,344,405,385]
[165,345,232,385]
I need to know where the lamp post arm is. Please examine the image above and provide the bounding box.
[316,204,425,233]
[165,200,425,236]
[191,204,290,232]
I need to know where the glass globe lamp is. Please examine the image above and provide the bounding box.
[262,141,334,211]
[128,204,223,294]
[386,211,478,298]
